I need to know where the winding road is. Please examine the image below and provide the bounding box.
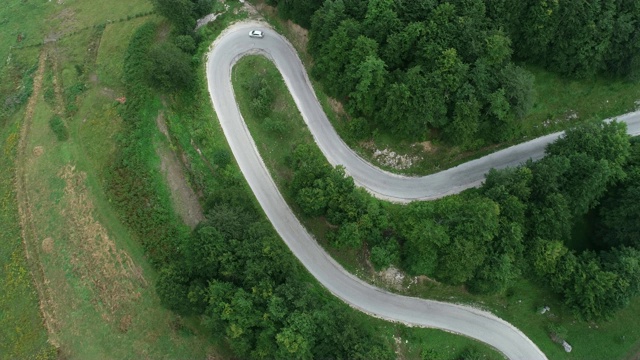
[206,20,640,360]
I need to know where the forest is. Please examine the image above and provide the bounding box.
[260,0,640,320]
[288,120,640,321]
[268,0,640,148]
[111,0,640,358]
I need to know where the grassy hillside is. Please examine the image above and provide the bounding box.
[0,1,218,358]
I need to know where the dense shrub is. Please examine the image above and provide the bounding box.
[48,115,69,141]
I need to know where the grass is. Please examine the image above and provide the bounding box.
[0,112,56,360]
[0,1,226,358]
[0,1,51,71]
[18,59,217,358]
[522,65,640,138]
[231,54,640,359]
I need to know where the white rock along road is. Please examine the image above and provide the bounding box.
[206,21,640,360]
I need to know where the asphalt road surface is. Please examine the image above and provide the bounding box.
[206,20,638,360]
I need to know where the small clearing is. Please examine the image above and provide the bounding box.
[328,97,345,116]
[155,112,204,228]
[418,141,435,153]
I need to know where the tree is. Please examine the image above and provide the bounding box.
[382,22,427,70]
[402,219,450,276]
[184,224,225,277]
[174,34,196,54]
[276,312,316,359]
[601,247,640,310]
[273,0,323,28]
[205,203,255,241]
[156,265,193,314]
[348,55,388,117]
[296,186,328,217]
[370,239,400,270]
[596,167,640,248]
[530,238,568,277]
[562,252,620,320]
[560,153,612,217]
[290,144,331,193]
[498,63,536,119]
[483,88,516,142]
[324,168,363,225]
[152,0,195,34]
[546,0,615,77]
[378,80,412,134]
[311,19,360,99]
[527,156,573,241]
[332,222,362,249]
[604,0,640,79]
[436,196,499,284]
[484,32,512,66]
[472,167,532,293]
[362,0,401,44]
[192,0,217,18]
[309,0,349,55]
[443,83,481,148]
[546,121,630,181]
[470,251,519,294]
[147,42,195,92]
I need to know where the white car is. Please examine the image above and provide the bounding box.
[249,30,264,38]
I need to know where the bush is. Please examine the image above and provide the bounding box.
[147,41,195,92]
[262,116,287,134]
[49,115,69,141]
[347,117,370,141]
[370,239,400,271]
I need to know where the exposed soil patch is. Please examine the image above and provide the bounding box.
[33,146,44,157]
[155,112,205,228]
[253,2,309,51]
[100,87,116,100]
[361,141,422,171]
[41,237,54,254]
[119,314,132,333]
[48,7,77,39]
[243,3,259,17]
[328,97,345,117]
[50,54,66,115]
[83,27,105,78]
[155,112,169,138]
[418,141,435,153]
[285,20,309,51]
[155,22,171,43]
[373,148,420,170]
[59,164,147,318]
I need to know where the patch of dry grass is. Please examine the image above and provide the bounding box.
[59,164,147,318]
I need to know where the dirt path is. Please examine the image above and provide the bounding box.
[14,48,60,347]
[155,112,205,228]
[50,50,66,116]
